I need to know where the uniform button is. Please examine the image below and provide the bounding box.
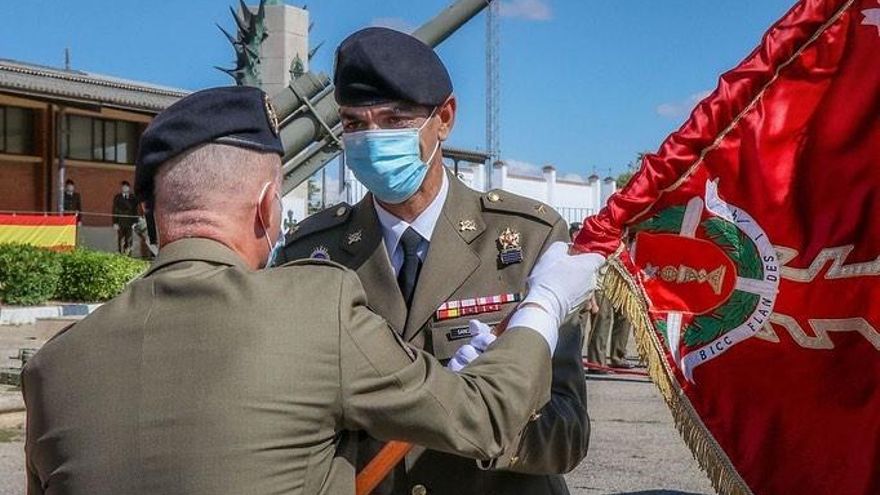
[487,192,501,202]
[411,484,428,495]
[509,455,519,465]
[335,206,347,217]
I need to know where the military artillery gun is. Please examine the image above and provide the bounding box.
[268,0,495,196]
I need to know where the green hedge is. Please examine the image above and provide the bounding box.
[57,250,149,302]
[0,244,149,305]
[0,244,62,306]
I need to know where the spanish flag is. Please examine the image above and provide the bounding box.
[0,214,77,250]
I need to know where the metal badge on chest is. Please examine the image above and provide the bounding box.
[497,227,523,265]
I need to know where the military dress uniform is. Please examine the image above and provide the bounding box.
[587,291,632,368]
[21,86,566,495]
[278,171,590,495]
[112,189,139,254]
[22,239,553,495]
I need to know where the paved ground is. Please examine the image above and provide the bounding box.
[565,373,714,495]
[0,324,715,494]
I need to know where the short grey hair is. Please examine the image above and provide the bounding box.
[155,143,280,216]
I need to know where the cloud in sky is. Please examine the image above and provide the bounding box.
[499,0,553,21]
[504,159,544,178]
[370,16,416,33]
[656,90,712,119]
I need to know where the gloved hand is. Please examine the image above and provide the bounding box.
[522,241,605,324]
[447,320,497,372]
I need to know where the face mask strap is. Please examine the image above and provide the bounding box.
[419,106,442,165]
[257,181,274,255]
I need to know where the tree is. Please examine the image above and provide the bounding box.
[617,151,650,188]
[307,177,322,215]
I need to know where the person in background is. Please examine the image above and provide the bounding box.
[571,222,600,367]
[586,290,634,373]
[63,179,82,223]
[112,180,139,255]
[63,179,82,213]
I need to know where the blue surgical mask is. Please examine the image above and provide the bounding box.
[267,225,284,267]
[342,115,440,204]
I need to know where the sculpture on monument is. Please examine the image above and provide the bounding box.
[216,0,269,86]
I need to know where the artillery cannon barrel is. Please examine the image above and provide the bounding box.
[412,0,491,47]
[272,0,495,195]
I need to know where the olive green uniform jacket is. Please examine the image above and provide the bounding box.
[279,173,590,495]
[22,238,553,495]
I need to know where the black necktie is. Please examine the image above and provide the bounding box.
[397,227,423,308]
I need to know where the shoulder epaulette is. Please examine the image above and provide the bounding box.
[284,203,353,245]
[276,257,348,271]
[480,190,560,227]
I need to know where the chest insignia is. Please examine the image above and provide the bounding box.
[435,292,523,321]
[498,227,524,265]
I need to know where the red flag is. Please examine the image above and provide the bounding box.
[575,0,880,493]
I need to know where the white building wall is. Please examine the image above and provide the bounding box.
[503,176,548,204]
[600,178,616,206]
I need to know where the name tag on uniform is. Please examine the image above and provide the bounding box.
[434,293,522,321]
[446,326,473,341]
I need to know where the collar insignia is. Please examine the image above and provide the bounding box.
[459,219,477,232]
[347,230,363,245]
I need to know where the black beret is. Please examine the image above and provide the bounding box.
[135,86,283,200]
[334,27,453,107]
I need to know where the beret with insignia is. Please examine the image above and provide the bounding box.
[135,86,284,201]
[334,27,453,107]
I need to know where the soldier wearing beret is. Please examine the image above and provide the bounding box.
[21,86,604,494]
[278,27,590,495]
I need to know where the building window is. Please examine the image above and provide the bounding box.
[65,115,137,164]
[0,106,36,155]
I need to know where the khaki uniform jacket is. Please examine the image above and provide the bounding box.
[22,238,552,495]
[279,172,589,495]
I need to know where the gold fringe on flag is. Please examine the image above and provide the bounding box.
[600,255,753,495]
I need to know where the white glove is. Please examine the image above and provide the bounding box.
[447,320,497,372]
[522,242,605,323]
[112,224,120,231]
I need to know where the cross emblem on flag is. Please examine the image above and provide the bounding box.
[864,1,880,34]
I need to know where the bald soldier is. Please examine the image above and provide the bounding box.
[278,28,589,494]
[21,87,604,495]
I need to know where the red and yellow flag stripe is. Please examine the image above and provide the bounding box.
[0,214,77,249]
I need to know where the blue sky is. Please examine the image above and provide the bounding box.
[2,0,795,178]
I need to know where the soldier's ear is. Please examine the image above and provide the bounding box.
[437,96,456,141]
[257,181,280,234]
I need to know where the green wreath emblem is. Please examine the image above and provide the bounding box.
[633,206,764,348]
